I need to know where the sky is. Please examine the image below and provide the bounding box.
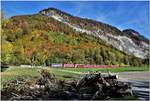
[1,1,149,38]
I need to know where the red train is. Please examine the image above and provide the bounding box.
[50,63,118,68]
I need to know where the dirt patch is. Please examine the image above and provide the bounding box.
[118,71,149,81]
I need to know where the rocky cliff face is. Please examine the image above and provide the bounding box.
[40,8,149,59]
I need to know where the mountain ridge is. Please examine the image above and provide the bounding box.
[39,8,149,59]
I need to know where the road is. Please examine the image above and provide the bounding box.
[117,71,149,100]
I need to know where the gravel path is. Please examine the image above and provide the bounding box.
[118,71,149,100]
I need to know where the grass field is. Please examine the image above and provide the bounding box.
[1,66,149,89]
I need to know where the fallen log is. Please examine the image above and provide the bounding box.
[103,75,118,79]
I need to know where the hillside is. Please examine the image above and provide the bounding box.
[40,8,149,59]
[1,8,148,66]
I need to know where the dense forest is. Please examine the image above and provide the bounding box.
[1,13,148,66]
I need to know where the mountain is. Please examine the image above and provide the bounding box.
[122,29,149,47]
[40,8,149,59]
[1,8,149,66]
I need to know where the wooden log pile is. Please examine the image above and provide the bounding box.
[1,70,133,100]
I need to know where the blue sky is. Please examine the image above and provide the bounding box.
[2,1,149,38]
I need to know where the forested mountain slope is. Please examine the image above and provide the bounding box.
[1,8,148,66]
[40,8,149,59]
